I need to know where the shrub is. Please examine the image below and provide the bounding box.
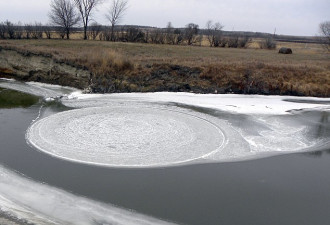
[259,37,277,49]
[227,36,239,48]
[238,36,251,48]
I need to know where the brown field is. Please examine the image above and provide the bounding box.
[0,38,329,96]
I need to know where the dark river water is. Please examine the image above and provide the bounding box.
[0,87,330,225]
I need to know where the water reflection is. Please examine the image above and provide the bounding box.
[304,149,330,157]
[317,111,329,137]
[0,87,40,108]
[303,111,330,157]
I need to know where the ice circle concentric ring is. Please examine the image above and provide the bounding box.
[27,104,226,167]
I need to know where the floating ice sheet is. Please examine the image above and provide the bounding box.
[2,80,329,166]
[27,98,330,167]
[0,165,176,225]
[27,103,228,167]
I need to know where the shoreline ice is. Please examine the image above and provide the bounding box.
[0,165,176,225]
[64,91,330,115]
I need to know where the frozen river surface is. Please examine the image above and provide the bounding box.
[1,79,330,225]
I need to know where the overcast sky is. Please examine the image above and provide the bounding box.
[0,0,329,36]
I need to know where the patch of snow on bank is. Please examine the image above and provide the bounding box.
[63,92,330,115]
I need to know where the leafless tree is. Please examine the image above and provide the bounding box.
[14,22,24,39]
[106,0,128,41]
[238,36,251,48]
[259,36,277,50]
[184,23,199,45]
[31,22,44,39]
[227,36,239,48]
[100,27,111,41]
[88,22,102,40]
[25,23,33,39]
[73,0,104,40]
[125,27,145,42]
[0,22,6,39]
[49,0,80,39]
[319,21,330,51]
[5,20,15,39]
[205,20,223,47]
[149,28,165,44]
[43,24,53,39]
[173,28,183,45]
[57,27,66,39]
[165,22,176,44]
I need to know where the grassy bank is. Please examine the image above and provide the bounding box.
[0,39,329,96]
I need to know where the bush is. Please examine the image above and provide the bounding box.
[238,36,251,48]
[259,37,277,49]
[227,36,239,48]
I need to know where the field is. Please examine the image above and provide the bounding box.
[0,38,329,96]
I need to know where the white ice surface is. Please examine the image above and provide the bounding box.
[0,165,176,225]
[27,103,227,167]
[64,92,330,115]
[1,80,329,166]
[27,95,330,167]
[1,81,330,224]
[0,80,78,99]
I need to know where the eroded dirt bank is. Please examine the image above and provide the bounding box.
[0,48,90,89]
[0,46,329,97]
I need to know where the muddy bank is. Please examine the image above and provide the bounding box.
[0,47,222,94]
[0,47,328,97]
[0,48,90,90]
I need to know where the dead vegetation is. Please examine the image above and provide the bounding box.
[0,39,329,97]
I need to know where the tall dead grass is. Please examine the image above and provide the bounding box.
[0,39,329,96]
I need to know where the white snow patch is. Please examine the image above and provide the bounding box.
[63,92,330,115]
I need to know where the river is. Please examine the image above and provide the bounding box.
[0,80,330,225]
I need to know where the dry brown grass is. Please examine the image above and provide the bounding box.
[0,39,329,96]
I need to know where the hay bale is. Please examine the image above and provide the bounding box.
[279,47,293,54]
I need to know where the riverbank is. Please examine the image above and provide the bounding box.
[0,39,329,97]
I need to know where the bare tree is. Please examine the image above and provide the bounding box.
[0,22,6,39]
[31,22,44,39]
[227,35,239,48]
[184,23,199,45]
[205,20,223,47]
[319,21,330,51]
[14,22,24,39]
[259,36,277,50]
[25,23,33,39]
[43,24,53,39]
[73,0,104,40]
[4,21,15,39]
[149,28,165,44]
[165,22,176,44]
[49,0,80,39]
[106,0,128,41]
[238,36,251,48]
[88,22,102,40]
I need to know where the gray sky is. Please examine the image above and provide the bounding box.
[0,0,329,36]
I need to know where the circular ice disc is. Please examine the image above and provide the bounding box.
[27,105,225,167]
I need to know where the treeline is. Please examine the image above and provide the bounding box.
[0,20,261,49]
[0,0,278,49]
[0,20,82,40]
